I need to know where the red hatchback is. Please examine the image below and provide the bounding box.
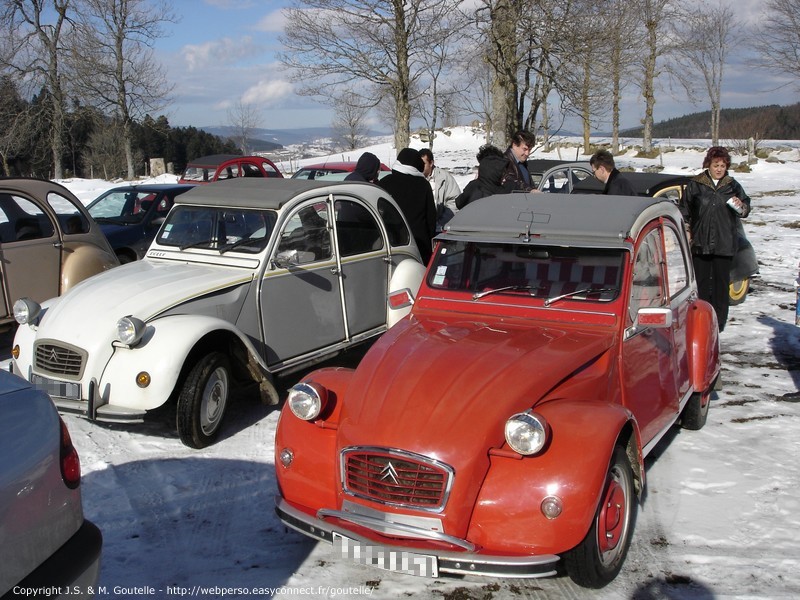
[274,192,720,587]
[179,154,283,184]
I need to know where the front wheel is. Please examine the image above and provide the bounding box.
[564,446,636,588]
[681,389,710,430]
[177,352,231,448]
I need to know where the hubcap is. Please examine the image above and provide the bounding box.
[200,367,228,435]
[597,466,629,565]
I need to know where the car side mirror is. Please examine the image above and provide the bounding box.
[271,249,315,269]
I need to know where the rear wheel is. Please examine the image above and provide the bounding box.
[176,352,231,448]
[564,446,636,588]
[681,389,710,430]
[728,278,749,305]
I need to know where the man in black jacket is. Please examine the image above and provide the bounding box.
[590,149,636,196]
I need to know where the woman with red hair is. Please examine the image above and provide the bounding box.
[681,146,751,332]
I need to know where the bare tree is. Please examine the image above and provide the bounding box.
[603,0,641,153]
[0,75,36,175]
[227,100,261,155]
[331,92,370,150]
[70,0,175,179]
[0,0,74,179]
[82,120,129,179]
[280,0,461,151]
[672,2,738,146]
[750,0,800,85]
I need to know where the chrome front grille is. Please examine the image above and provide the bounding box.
[341,447,453,512]
[34,341,86,379]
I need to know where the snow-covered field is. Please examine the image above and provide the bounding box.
[18,129,800,599]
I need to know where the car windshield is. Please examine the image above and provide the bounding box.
[156,205,277,254]
[181,166,211,182]
[88,190,160,224]
[428,240,623,303]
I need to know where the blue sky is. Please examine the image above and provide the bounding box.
[155,0,797,133]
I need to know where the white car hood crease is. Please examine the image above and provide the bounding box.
[39,260,255,341]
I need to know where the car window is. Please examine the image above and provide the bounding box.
[628,229,665,322]
[89,190,154,224]
[0,195,58,240]
[261,161,281,177]
[275,202,332,264]
[377,198,410,247]
[663,225,689,298]
[217,164,239,180]
[241,163,264,178]
[335,199,383,256]
[181,166,209,182]
[428,240,623,302]
[540,169,570,193]
[157,205,276,253]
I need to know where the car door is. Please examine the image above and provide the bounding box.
[260,197,345,367]
[0,194,60,321]
[333,196,390,337]
[621,223,681,448]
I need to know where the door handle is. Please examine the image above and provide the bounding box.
[330,266,340,275]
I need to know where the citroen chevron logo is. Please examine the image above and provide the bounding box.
[379,462,399,485]
[50,349,59,362]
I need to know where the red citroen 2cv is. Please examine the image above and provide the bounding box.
[274,192,720,587]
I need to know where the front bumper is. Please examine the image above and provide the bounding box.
[275,497,559,579]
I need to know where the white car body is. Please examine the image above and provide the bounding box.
[13,178,425,448]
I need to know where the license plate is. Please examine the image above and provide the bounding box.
[332,532,438,577]
[31,374,81,400]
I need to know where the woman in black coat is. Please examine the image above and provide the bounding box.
[455,153,509,210]
[680,146,751,332]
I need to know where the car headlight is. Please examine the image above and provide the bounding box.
[116,316,147,346]
[505,411,549,455]
[287,382,328,421]
[13,298,41,325]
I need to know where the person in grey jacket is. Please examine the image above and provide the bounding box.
[680,145,751,331]
[419,148,461,231]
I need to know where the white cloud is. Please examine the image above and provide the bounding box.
[241,79,294,105]
[253,9,288,33]
[181,36,261,71]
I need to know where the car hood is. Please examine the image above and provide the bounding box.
[337,311,616,466]
[40,260,255,332]
[334,312,616,529]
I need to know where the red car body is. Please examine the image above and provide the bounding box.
[178,154,283,184]
[274,193,720,587]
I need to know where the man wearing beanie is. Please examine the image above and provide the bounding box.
[378,148,437,263]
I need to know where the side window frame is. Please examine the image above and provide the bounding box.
[627,226,666,325]
[274,198,333,266]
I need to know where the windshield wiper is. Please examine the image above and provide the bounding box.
[179,238,215,251]
[544,287,617,307]
[218,237,263,254]
[473,285,538,300]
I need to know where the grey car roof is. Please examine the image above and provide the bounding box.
[173,177,377,210]
[441,192,681,248]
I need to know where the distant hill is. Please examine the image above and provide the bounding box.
[199,126,390,150]
[621,103,800,140]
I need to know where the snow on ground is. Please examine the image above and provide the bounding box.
[17,129,800,599]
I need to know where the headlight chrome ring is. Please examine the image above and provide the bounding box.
[505,411,549,456]
[116,316,147,346]
[287,382,328,421]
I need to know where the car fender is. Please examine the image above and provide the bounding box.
[686,299,720,392]
[466,400,636,555]
[275,367,355,508]
[386,258,426,327]
[98,314,264,411]
[60,242,120,293]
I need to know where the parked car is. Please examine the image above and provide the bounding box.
[274,192,720,587]
[0,369,102,596]
[530,161,758,304]
[86,183,196,263]
[11,178,426,449]
[0,178,119,330]
[178,154,283,184]
[291,161,391,180]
